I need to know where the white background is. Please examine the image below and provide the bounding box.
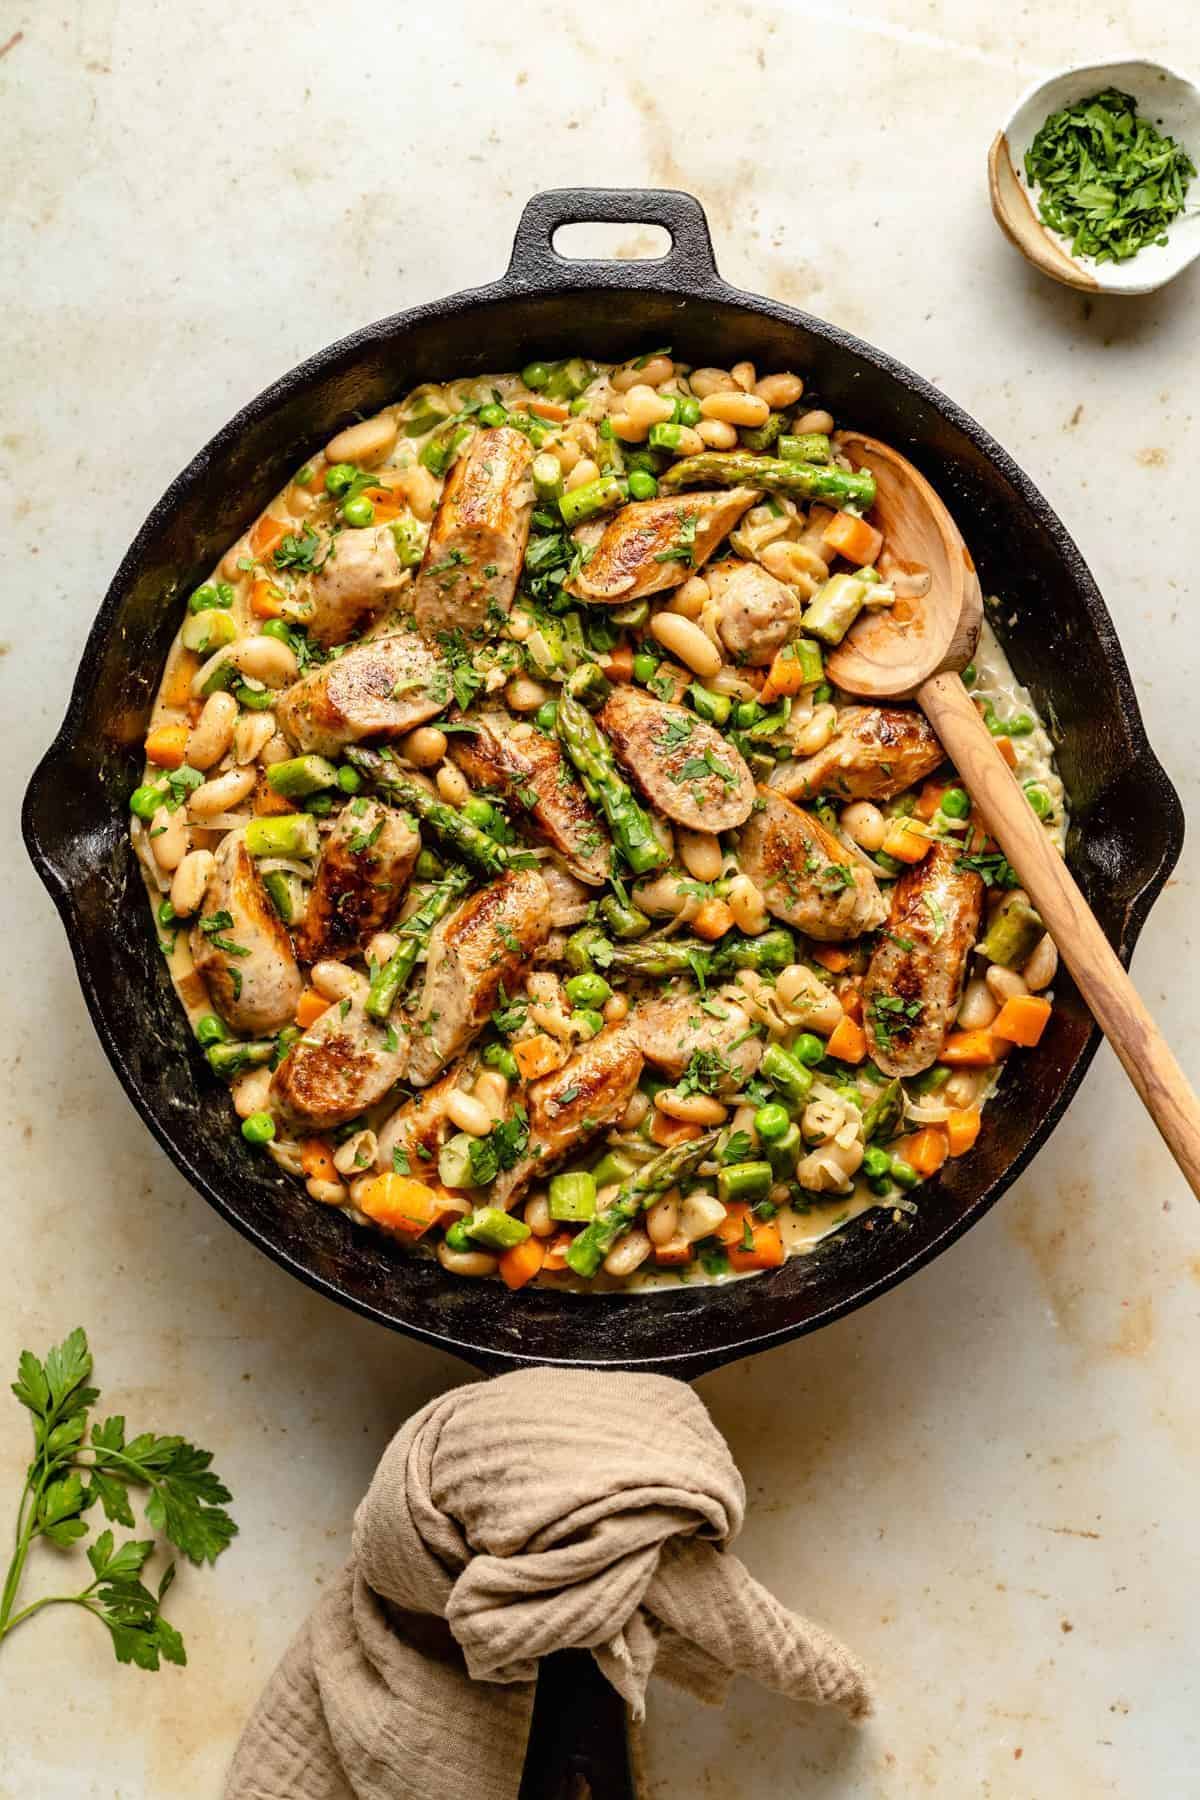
[2,2,1199,1793]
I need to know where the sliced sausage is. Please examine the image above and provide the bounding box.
[489,1026,644,1210]
[300,526,409,647]
[735,787,887,941]
[566,489,760,603]
[771,705,944,803]
[271,974,410,1130]
[374,1062,468,1177]
[448,709,611,885]
[410,427,534,638]
[598,684,755,832]
[407,870,552,1086]
[862,843,984,1076]
[294,798,421,964]
[633,988,763,1092]
[191,830,304,1034]
[275,633,450,758]
[706,558,802,666]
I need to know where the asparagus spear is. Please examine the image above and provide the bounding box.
[658,451,876,511]
[554,679,670,877]
[566,1131,721,1278]
[596,927,797,981]
[365,864,472,1020]
[345,748,509,879]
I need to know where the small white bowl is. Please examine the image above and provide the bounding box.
[989,58,1200,295]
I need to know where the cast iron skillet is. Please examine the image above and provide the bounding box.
[23,188,1182,1382]
[20,188,1184,1797]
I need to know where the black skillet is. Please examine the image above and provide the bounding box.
[22,190,1183,1797]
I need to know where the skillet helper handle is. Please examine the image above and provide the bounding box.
[919,669,1200,1201]
[504,187,721,295]
[518,1648,638,1800]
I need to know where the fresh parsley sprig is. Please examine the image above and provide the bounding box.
[0,1328,236,1671]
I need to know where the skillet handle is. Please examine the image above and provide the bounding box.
[518,1648,638,1800]
[504,187,722,295]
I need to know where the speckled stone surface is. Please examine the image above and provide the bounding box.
[3,3,1199,1794]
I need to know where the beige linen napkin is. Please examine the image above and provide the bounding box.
[226,1369,870,1800]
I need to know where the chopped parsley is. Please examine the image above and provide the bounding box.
[868,993,924,1051]
[467,1106,530,1186]
[272,526,328,574]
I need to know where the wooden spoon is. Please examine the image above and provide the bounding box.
[826,431,1200,1200]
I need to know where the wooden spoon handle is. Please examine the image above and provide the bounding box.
[919,669,1200,1200]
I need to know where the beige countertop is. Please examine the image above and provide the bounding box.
[2,2,1199,1793]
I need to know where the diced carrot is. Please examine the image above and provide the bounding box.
[822,510,883,567]
[693,898,735,941]
[938,1029,1009,1068]
[991,994,1052,1048]
[898,1127,949,1178]
[825,1015,868,1064]
[880,821,933,864]
[499,1236,546,1290]
[649,1111,703,1147]
[144,723,189,770]
[995,735,1018,769]
[161,651,199,711]
[528,399,570,421]
[714,1202,750,1247]
[727,1219,785,1272]
[296,988,332,1029]
[654,1236,694,1267]
[513,1034,561,1082]
[606,642,634,683]
[811,945,851,974]
[840,985,864,1023]
[763,645,813,699]
[946,1108,982,1157]
[541,1230,573,1273]
[363,487,404,523]
[249,515,289,560]
[255,771,295,816]
[299,1138,338,1183]
[251,578,286,619]
[357,1173,442,1238]
[915,779,951,822]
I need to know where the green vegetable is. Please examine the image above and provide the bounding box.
[531,699,558,735]
[773,637,824,686]
[802,573,869,647]
[862,1145,892,1181]
[979,893,1043,968]
[589,1150,638,1189]
[1025,783,1053,820]
[443,1220,474,1252]
[753,1102,791,1143]
[1025,87,1195,265]
[477,402,508,428]
[390,518,425,568]
[365,864,473,1020]
[658,450,876,510]
[542,357,595,400]
[689,683,731,727]
[262,870,307,926]
[346,748,509,878]
[739,412,784,453]
[0,1328,235,1668]
[555,680,669,877]
[244,814,321,860]
[861,1078,903,1143]
[632,651,658,685]
[599,926,795,984]
[574,1008,605,1038]
[961,662,977,686]
[324,463,357,497]
[564,971,611,1009]
[611,598,650,629]
[627,468,658,501]
[438,1133,477,1190]
[558,475,627,526]
[733,699,762,730]
[129,782,168,821]
[889,1155,920,1190]
[241,1111,275,1145]
[341,494,374,529]
[1006,712,1035,736]
[181,609,237,653]
[461,797,495,830]
[760,1042,814,1110]
[566,1131,720,1277]
[464,1208,531,1252]
[939,786,970,819]
[265,755,339,799]
[420,422,474,477]
[522,360,552,391]
[549,1171,597,1222]
[194,1014,229,1047]
[763,1120,802,1179]
[336,765,363,795]
[187,581,233,614]
[779,432,831,464]
[647,422,692,453]
[482,1043,519,1080]
[531,452,564,503]
[791,1032,825,1067]
[717,1161,773,1206]
[672,396,702,428]
[157,899,178,929]
[598,895,651,940]
[206,1039,275,1078]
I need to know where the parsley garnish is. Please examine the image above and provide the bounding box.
[466,1106,530,1186]
[868,993,924,1050]
[922,893,947,942]
[272,526,327,574]
[957,849,1018,888]
[391,1145,411,1175]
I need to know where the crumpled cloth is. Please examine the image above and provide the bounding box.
[225,1369,870,1800]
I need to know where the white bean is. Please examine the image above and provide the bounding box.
[473,1070,509,1122]
[957,977,999,1030]
[986,964,1029,1002]
[231,636,299,686]
[437,1242,498,1278]
[678,828,723,883]
[260,731,292,766]
[680,1192,727,1243]
[697,418,738,449]
[840,801,887,853]
[233,711,277,766]
[689,368,737,398]
[507,608,533,642]
[621,1092,650,1130]
[523,1193,555,1238]
[311,959,361,1001]
[624,384,674,431]
[368,931,400,967]
[700,391,769,427]
[603,992,629,1024]
[612,356,674,392]
[506,674,551,713]
[446,1089,493,1138]
[1022,934,1058,992]
[150,804,191,871]
[325,414,398,466]
[792,703,838,756]
[795,409,834,434]
[655,1090,728,1125]
[602,1227,652,1278]
[564,457,601,492]
[944,1069,987,1109]
[187,766,257,819]
[401,726,448,768]
[670,575,710,620]
[306,1177,347,1206]
[726,873,768,936]
[169,848,215,917]
[436,763,470,805]
[650,611,722,678]
[754,373,805,409]
[774,964,844,1033]
[334,1129,379,1177]
[187,692,239,771]
[730,360,757,392]
[646,1196,680,1245]
[231,1065,273,1119]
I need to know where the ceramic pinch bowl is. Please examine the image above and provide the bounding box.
[989,58,1200,296]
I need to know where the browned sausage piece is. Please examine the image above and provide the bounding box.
[598,684,755,832]
[191,830,303,1034]
[633,988,763,1092]
[771,705,945,803]
[275,633,450,758]
[299,526,409,647]
[735,787,887,941]
[706,558,802,666]
[407,870,551,1086]
[410,427,534,638]
[271,977,410,1130]
[374,1061,471,1177]
[566,489,760,603]
[294,798,421,964]
[489,1026,644,1210]
[862,843,984,1076]
[448,709,611,885]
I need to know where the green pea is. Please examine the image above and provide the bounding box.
[337,765,362,794]
[1024,783,1052,820]
[791,1033,825,1067]
[444,1220,473,1252]
[875,851,902,876]
[811,682,833,705]
[241,1112,276,1145]
[940,787,970,819]
[868,1175,892,1197]
[295,464,314,487]
[194,1014,228,1047]
[673,395,701,427]
[157,899,178,929]
[342,494,375,528]
[259,618,294,644]
[188,582,226,614]
[522,361,551,390]
[302,792,335,816]
[568,396,589,415]
[574,1008,606,1037]
[753,1102,791,1143]
[482,1043,519,1080]
[129,782,168,820]
[324,462,357,497]
[565,971,612,1008]
[632,652,658,685]
[627,469,658,501]
[415,848,443,881]
[890,1156,920,1190]
[862,1145,892,1180]
[478,402,508,428]
[534,700,559,735]
[961,662,977,686]
[734,700,763,730]
[461,797,495,829]
[1006,712,1035,736]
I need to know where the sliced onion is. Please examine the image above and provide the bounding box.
[256,856,316,878]
[199,811,254,831]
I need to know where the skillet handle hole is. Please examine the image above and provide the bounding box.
[551,221,673,262]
